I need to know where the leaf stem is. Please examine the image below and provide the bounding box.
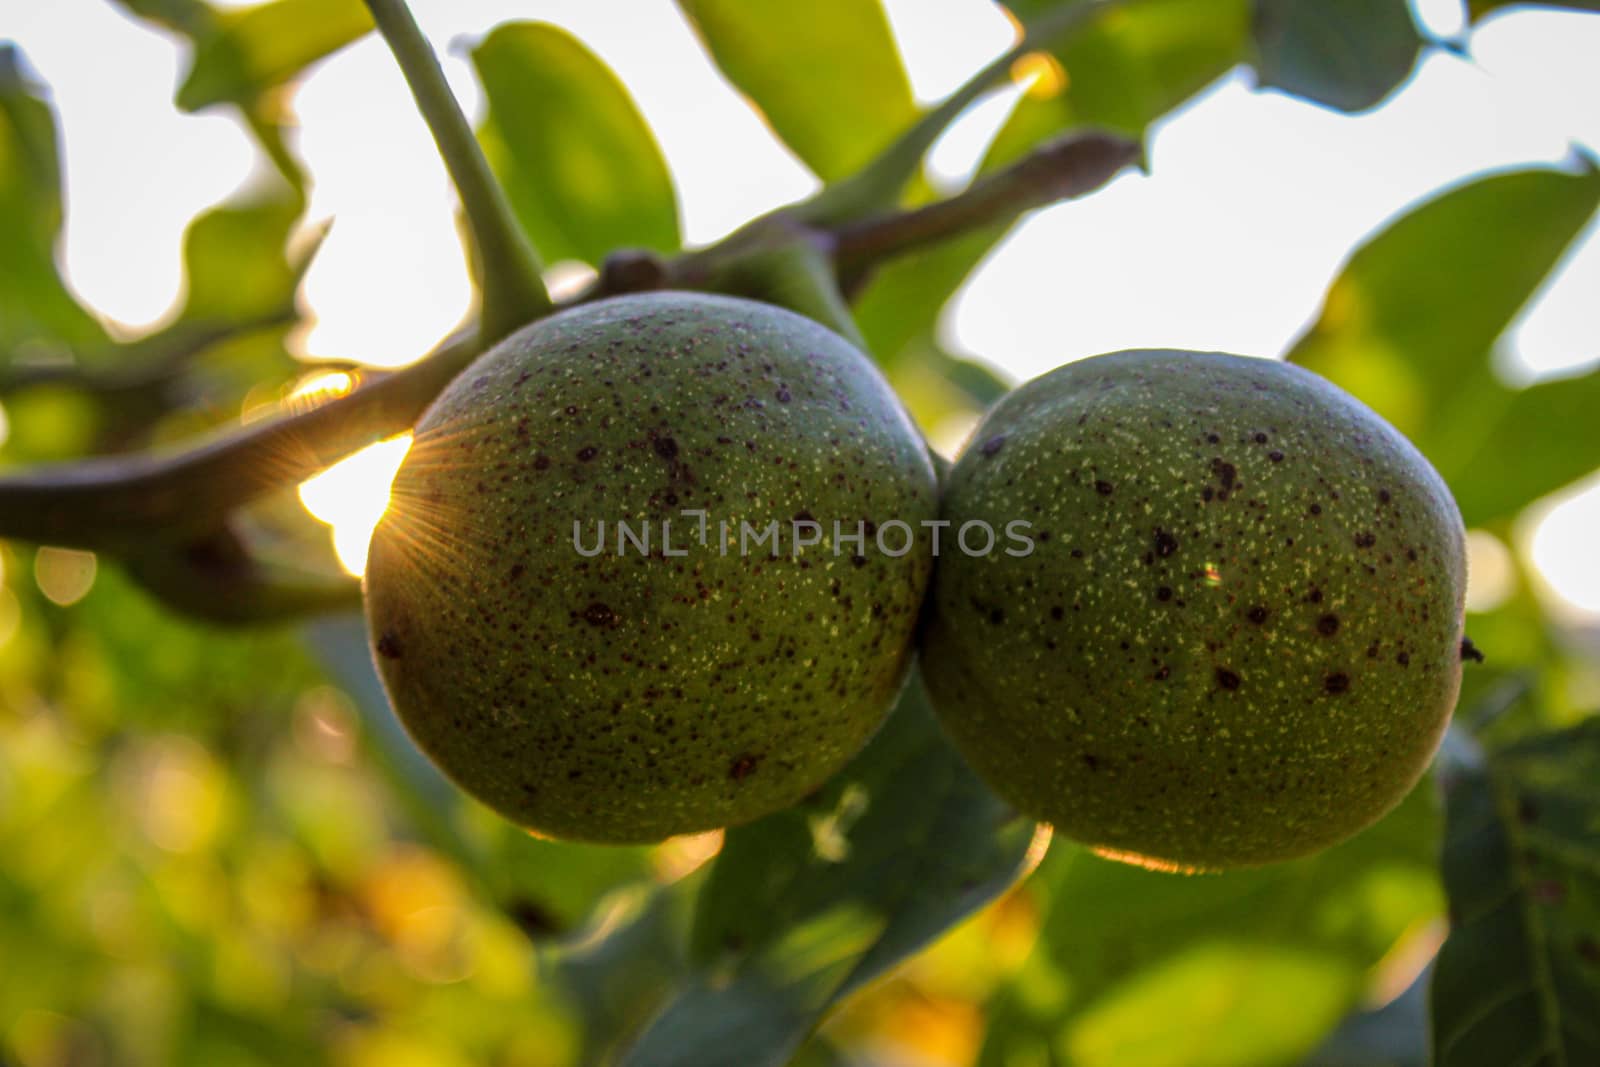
[362,0,550,339]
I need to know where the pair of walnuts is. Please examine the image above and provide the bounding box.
[363,293,1466,871]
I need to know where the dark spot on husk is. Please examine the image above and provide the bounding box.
[1316,614,1340,636]
[583,602,617,627]
[980,435,1006,457]
[1216,668,1241,690]
[1324,672,1350,695]
[376,631,403,659]
[729,753,763,780]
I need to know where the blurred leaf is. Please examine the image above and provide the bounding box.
[177,195,306,323]
[1289,163,1600,526]
[176,0,372,112]
[1431,720,1600,1066]
[474,22,681,266]
[621,672,1036,1067]
[308,616,656,934]
[855,225,1003,367]
[1253,0,1421,113]
[110,0,212,34]
[675,0,917,182]
[1468,0,1600,18]
[557,884,699,1064]
[1000,0,1252,141]
[978,782,1442,1067]
[0,47,107,360]
[1304,963,1430,1067]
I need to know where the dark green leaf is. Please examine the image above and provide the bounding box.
[1288,163,1600,525]
[1253,0,1422,113]
[557,882,701,1063]
[176,0,372,112]
[0,47,107,360]
[676,0,917,182]
[621,673,1037,1067]
[1468,0,1600,19]
[978,782,1442,1067]
[474,22,681,267]
[1431,720,1600,1066]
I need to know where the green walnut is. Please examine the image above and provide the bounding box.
[921,350,1467,869]
[364,293,936,843]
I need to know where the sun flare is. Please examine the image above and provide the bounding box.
[298,435,414,577]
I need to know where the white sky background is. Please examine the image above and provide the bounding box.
[3,0,1599,615]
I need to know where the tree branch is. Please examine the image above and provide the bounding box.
[0,331,480,550]
[832,132,1140,275]
[0,129,1136,569]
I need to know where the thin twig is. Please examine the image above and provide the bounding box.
[832,132,1140,273]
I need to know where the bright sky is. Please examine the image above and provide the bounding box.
[3,0,1599,617]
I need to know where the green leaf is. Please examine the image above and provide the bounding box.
[1468,0,1600,19]
[1001,0,1253,140]
[675,0,917,182]
[473,23,680,267]
[0,47,106,359]
[621,672,1037,1067]
[1431,720,1600,1066]
[1253,0,1422,113]
[177,195,306,324]
[978,782,1443,1067]
[176,0,372,112]
[1288,163,1600,526]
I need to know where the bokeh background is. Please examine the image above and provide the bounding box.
[2,1,1598,1064]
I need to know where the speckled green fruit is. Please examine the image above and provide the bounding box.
[922,350,1466,869]
[364,293,936,843]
